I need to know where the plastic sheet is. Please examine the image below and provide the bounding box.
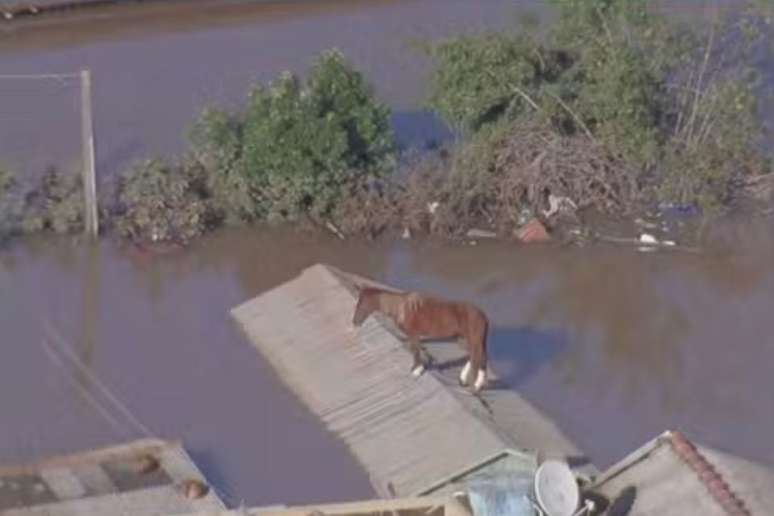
[466,472,536,516]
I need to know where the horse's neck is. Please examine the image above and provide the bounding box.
[378,291,408,320]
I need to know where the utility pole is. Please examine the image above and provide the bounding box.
[80,68,98,238]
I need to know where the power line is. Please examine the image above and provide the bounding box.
[0,73,80,80]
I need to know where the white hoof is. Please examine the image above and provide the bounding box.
[473,369,487,392]
[459,361,472,385]
[411,364,425,378]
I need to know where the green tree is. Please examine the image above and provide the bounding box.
[190,49,395,222]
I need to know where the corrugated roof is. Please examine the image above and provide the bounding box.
[230,263,591,498]
[588,430,774,515]
[0,438,225,515]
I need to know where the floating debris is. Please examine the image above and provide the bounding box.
[179,479,209,500]
[634,218,659,230]
[543,194,578,219]
[659,202,700,218]
[466,228,497,239]
[132,454,161,475]
[515,218,551,243]
[325,221,345,240]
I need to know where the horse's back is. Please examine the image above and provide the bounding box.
[405,293,486,337]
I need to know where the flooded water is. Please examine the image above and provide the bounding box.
[2,0,774,509]
[0,0,524,179]
[3,222,774,507]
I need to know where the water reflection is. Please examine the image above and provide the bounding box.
[487,327,568,389]
[75,243,100,406]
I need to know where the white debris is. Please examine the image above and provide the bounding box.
[543,194,578,218]
[466,228,497,239]
[635,218,659,229]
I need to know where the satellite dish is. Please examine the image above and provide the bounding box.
[533,460,580,516]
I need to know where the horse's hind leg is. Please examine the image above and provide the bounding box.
[457,337,474,386]
[406,337,428,377]
[465,324,488,392]
[458,360,472,386]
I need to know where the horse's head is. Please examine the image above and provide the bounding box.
[352,287,376,327]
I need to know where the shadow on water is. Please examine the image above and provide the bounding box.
[427,326,567,390]
[188,447,238,507]
[391,110,454,154]
[487,326,567,389]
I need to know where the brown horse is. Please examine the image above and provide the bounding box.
[351,287,490,392]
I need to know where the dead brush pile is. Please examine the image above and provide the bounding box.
[330,120,644,240]
[490,120,642,222]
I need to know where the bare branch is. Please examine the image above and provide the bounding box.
[546,91,596,142]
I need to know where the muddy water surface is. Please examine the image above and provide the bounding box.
[2,223,774,507]
[0,0,521,178]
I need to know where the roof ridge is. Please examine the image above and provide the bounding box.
[668,431,751,516]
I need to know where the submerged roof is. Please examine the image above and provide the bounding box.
[588,430,774,515]
[169,494,474,516]
[0,438,225,515]
[231,263,591,498]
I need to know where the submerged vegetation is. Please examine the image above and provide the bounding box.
[1,0,772,246]
[0,169,21,243]
[423,0,772,215]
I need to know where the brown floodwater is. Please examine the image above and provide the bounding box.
[2,219,774,507]
[1,0,774,509]
[0,0,526,179]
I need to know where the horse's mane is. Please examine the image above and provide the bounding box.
[360,287,424,324]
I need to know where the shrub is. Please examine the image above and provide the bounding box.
[425,1,676,165]
[21,167,84,234]
[190,49,395,223]
[188,107,256,224]
[424,32,566,134]
[657,6,773,210]
[328,117,640,240]
[423,0,772,214]
[113,158,211,243]
[0,169,22,241]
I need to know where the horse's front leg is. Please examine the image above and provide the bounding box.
[406,336,428,378]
